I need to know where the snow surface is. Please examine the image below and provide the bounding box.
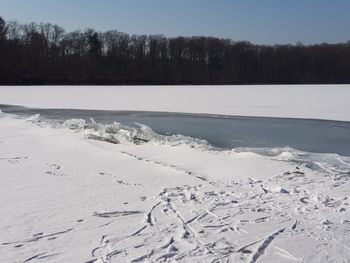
[1,114,350,262]
[1,85,350,262]
[0,85,350,121]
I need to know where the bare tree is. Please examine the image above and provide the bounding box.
[0,15,350,85]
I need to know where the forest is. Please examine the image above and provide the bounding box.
[1,16,350,85]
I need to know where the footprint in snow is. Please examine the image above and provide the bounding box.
[46,163,66,177]
[0,156,28,164]
[99,172,142,186]
[93,210,143,218]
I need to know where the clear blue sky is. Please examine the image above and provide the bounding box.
[1,0,349,45]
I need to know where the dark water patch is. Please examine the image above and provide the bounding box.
[1,104,350,156]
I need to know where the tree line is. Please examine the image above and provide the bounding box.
[1,16,350,85]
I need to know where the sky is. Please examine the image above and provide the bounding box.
[1,0,349,45]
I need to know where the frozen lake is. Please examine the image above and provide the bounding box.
[0,85,349,122]
[2,104,350,156]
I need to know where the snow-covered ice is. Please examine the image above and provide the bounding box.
[0,85,350,121]
[0,111,349,262]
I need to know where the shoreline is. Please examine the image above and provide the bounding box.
[0,115,349,262]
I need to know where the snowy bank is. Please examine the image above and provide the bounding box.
[0,85,349,121]
[0,114,349,262]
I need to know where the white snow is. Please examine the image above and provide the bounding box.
[0,85,349,121]
[0,85,350,262]
[0,114,349,262]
